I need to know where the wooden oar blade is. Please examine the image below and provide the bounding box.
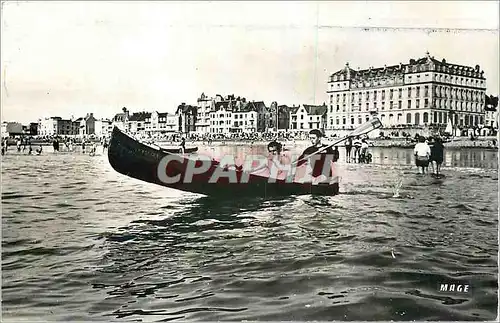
[350,117,382,137]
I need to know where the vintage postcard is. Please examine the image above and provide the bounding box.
[1,1,498,321]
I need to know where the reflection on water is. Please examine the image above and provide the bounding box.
[1,146,498,321]
[198,144,498,170]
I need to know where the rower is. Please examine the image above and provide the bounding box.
[296,129,336,184]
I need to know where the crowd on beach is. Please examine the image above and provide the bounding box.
[1,136,109,156]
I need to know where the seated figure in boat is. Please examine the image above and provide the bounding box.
[250,140,291,180]
[266,141,292,179]
[295,129,338,184]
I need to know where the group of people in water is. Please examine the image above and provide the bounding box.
[1,136,109,156]
[413,135,445,176]
[1,138,42,156]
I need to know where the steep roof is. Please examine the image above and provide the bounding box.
[330,53,484,80]
[112,113,127,122]
[129,112,151,122]
[303,104,327,116]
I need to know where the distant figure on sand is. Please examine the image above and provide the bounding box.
[430,137,445,176]
[413,136,431,174]
[35,145,43,155]
[179,137,186,154]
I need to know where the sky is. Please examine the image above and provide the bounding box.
[1,1,499,124]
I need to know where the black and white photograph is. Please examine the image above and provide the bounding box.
[1,1,498,321]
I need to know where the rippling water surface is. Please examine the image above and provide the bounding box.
[2,146,498,321]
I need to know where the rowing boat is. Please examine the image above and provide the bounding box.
[107,126,340,197]
[157,146,198,154]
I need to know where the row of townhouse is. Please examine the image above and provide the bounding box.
[182,93,328,135]
[37,113,113,137]
[111,107,178,134]
[112,95,331,137]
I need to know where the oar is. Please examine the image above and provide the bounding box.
[290,117,382,167]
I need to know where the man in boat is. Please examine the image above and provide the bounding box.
[296,129,337,184]
[265,140,292,179]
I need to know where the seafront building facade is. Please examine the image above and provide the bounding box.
[289,104,328,132]
[326,52,487,136]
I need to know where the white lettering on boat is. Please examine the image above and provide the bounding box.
[239,155,268,184]
[208,155,238,184]
[157,154,184,184]
[183,158,212,183]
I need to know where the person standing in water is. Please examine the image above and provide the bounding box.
[413,136,431,174]
[179,137,186,154]
[345,137,353,163]
[430,137,445,176]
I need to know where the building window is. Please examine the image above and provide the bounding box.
[414,112,420,125]
[408,100,412,109]
[374,91,377,100]
[382,90,386,100]
[351,117,355,125]
[424,86,429,97]
[389,89,393,100]
[381,102,385,110]
[416,99,420,109]
[366,102,369,111]
[424,99,428,108]
[423,112,429,123]
[406,113,412,124]
[398,101,402,109]
[416,86,420,97]
[408,87,412,98]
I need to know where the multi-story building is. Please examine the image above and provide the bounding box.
[78,113,96,136]
[176,103,197,134]
[231,103,259,133]
[326,52,487,136]
[38,117,60,136]
[2,122,23,137]
[485,108,498,132]
[112,107,130,132]
[209,100,234,134]
[289,104,328,132]
[94,119,113,138]
[277,105,292,131]
[127,111,178,135]
[196,92,212,135]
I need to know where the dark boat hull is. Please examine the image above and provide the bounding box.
[107,127,339,198]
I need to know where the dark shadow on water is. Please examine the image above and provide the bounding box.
[103,195,296,247]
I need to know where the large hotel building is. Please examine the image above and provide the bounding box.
[326,52,487,135]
